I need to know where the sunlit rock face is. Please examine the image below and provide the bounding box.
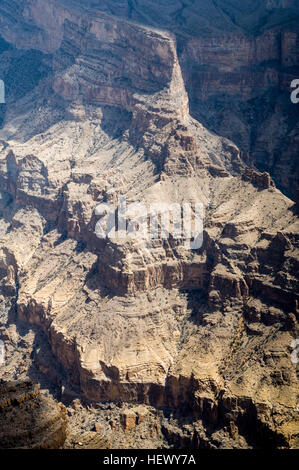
[0,0,298,449]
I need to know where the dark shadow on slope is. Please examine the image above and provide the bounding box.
[100,105,132,140]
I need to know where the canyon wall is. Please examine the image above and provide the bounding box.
[0,0,298,448]
[0,379,67,448]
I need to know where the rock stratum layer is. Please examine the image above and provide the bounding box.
[0,0,298,449]
[0,379,67,448]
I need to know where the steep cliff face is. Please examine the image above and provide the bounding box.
[0,0,298,449]
[0,1,298,196]
[180,28,299,198]
[57,0,299,198]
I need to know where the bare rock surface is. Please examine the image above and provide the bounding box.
[0,0,298,449]
[0,378,67,448]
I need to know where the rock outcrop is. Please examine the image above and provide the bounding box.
[0,379,67,448]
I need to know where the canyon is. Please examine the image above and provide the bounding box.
[0,0,298,449]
